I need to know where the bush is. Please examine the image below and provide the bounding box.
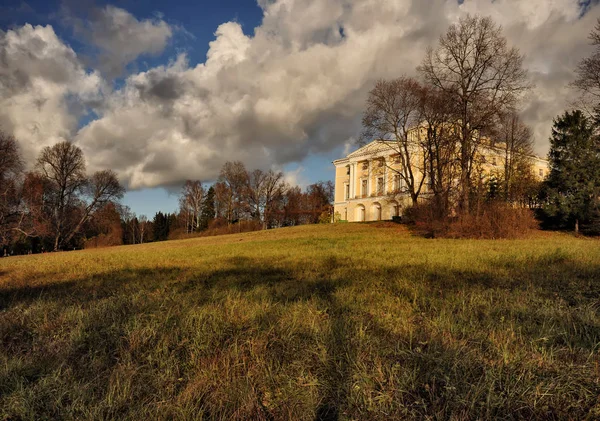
[201,220,263,237]
[84,232,123,248]
[406,202,539,239]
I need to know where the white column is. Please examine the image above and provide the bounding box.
[352,163,357,199]
[347,164,351,200]
[383,161,387,194]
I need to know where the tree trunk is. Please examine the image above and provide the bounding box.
[575,218,579,234]
[411,194,419,207]
[460,123,470,215]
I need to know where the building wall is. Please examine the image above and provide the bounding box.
[333,136,549,222]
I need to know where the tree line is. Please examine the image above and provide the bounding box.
[120,163,334,245]
[0,138,335,255]
[169,162,333,239]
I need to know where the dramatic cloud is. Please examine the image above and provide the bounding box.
[0,24,102,164]
[2,0,600,189]
[64,3,173,77]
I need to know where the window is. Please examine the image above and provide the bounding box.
[361,179,368,197]
[492,157,497,166]
[345,184,349,200]
[362,162,368,170]
[393,155,401,164]
[346,166,350,175]
[539,168,544,177]
[377,177,384,195]
[378,158,384,167]
[394,174,401,191]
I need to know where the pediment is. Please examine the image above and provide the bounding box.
[346,140,395,159]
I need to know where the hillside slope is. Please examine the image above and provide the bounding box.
[1,224,599,420]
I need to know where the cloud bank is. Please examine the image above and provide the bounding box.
[1,0,599,189]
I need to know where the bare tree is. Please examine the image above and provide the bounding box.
[138,215,148,244]
[120,205,137,244]
[62,169,125,246]
[262,170,286,229]
[36,142,124,250]
[361,77,428,206]
[497,111,534,202]
[573,19,600,114]
[419,87,459,217]
[180,180,204,232]
[217,161,249,224]
[246,169,267,222]
[36,141,88,251]
[419,14,529,213]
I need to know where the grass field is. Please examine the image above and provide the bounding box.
[1,223,599,420]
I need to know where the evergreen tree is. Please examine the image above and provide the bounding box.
[542,110,600,233]
[199,186,216,230]
[152,212,169,241]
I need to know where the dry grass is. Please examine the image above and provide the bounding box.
[1,224,599,420]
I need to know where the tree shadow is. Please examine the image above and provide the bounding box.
[1,250,600,419]
[313,300,355,421]
[0,267,183,310]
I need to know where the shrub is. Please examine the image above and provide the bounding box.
[84,232,123,248]
[406,202,539,239]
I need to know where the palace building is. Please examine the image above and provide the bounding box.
[332,130,549,222]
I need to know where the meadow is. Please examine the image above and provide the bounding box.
[1,223,599,420]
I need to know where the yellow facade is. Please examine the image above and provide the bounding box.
[333,137,549,222]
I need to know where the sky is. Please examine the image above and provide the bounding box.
[1,0,599,217]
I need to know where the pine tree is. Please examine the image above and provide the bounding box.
[542,110,600,233]
[199,186,216,230]
[152,212,169,241]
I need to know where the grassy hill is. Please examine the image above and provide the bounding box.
[1,223,599,420]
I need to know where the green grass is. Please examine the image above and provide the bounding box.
[1,223,599,420]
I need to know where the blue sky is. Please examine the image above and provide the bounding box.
[1,0,598,218]
[0,0,347,217]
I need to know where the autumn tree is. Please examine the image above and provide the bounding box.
[36,142,124,250]
[36,141,88,250]
[246,169,266,221]
[179,180,204,232]
[419,14,529,213]
[362,77,428,206]
[11,172,50,243]
[262,170,286,229]
[419,87,458,218]
[216,161,249,224]
[63,169,125,246]
[282,185,303,226]
[84,202,123,248]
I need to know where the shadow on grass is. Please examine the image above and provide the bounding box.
[0,267,184,310]
[1,250,600,419]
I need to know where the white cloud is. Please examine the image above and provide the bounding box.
[66,4,173,77]
[0,24,102,164]
[2,0,600,188]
